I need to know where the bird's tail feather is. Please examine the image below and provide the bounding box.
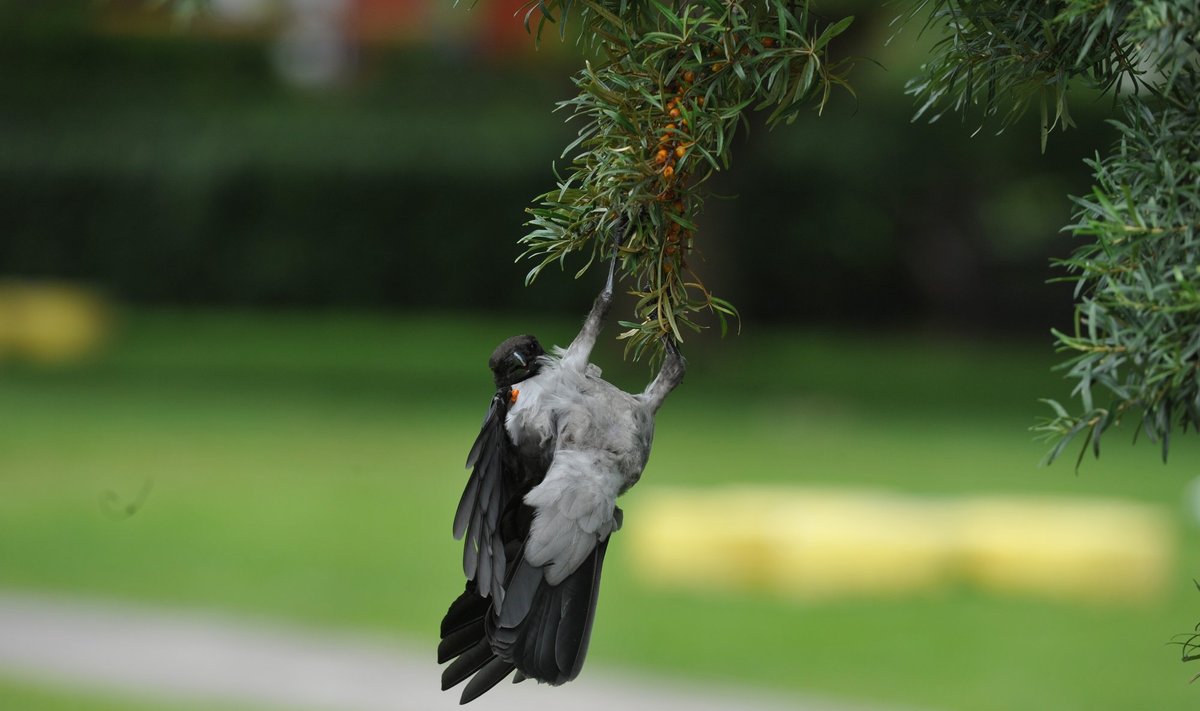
[438,539,610,702]
[490,538,609,685]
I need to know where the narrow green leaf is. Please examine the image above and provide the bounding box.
[814,15,853,51]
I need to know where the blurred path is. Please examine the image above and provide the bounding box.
[0,591,910,711]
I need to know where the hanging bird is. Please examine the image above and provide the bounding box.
[438,231,686,704]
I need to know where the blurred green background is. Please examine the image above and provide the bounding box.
[2,1,1198,710]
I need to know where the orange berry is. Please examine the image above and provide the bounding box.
[762,37,776,48]
[510,388,520,403]
[665,123,676,131]
[712,62,724,72]
[683,70,695,83]
[675,145,686,158]
[655,149,668,164]
[669,107,681,118]
[696,96,705,106]
[663,165,675,179]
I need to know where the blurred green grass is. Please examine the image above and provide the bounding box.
[2,309,1198,711]
[0,674,262,711]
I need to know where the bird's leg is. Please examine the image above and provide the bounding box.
[601,218,623,301]
[642,335,687,412]
[562,215,628,371]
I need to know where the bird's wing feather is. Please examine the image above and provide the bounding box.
[521,449,619,585]
[455,392,505,537]
[453,391,511,604]
[438,583,489,664]
[441,639,495,692]
[460,657,517,703]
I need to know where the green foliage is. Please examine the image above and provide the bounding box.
[904,1,1198,146]
[1039,80,1200,466]
[518,0,854,358]
[1176,582,1200,681]
[902,3,1093,143]
[906,0,1200,463]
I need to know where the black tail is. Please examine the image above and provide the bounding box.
[438,539,610,704]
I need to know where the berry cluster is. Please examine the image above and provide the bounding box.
[652,69,700,184]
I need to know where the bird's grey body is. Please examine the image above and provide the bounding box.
[439,232,686,703]
[508,350,654,584]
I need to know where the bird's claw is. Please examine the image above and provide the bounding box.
[662,334,683,360]
[610,213,630,250]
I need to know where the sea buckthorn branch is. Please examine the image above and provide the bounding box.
[902,0,1200,464]
[518,0,855,359]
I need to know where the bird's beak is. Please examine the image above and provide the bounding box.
[510,352,526,367]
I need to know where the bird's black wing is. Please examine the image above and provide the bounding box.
[452,389,512,606]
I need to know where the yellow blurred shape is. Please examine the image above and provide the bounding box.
[635,488,780,593]
[627,486,1174,604]
[0,280,112,364]
[768,491,954,600]
[956,497,1171,603]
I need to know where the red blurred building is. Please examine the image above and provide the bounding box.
[100,0,542,58]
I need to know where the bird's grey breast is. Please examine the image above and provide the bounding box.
[505,371,556,466]
[507,359,654,494]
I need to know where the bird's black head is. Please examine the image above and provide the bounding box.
[488,334,545,389]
